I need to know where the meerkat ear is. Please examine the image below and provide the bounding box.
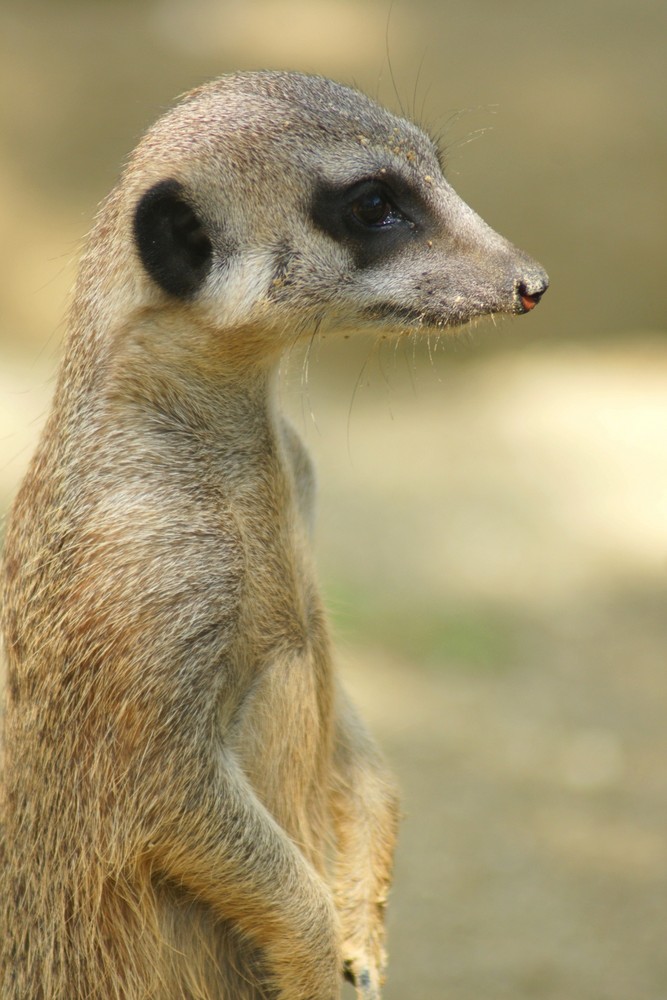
[134,179,213,298]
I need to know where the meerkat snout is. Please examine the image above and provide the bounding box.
[516,270,549,312]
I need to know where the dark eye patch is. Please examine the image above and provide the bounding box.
[311,174,425,269]
[134,179,213,299]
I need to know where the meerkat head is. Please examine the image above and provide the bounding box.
[93,71,547,365]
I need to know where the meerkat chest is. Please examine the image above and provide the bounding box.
[224,419,320,658]
[231,566,333,846]
[229,472,329,684]
[223,444,334,831]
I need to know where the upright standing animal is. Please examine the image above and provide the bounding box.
[0,71,547,999]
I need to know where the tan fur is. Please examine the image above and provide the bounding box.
[0,71,547,999]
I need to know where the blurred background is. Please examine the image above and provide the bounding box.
[2,1,666,996]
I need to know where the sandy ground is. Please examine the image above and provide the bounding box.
[1,340,666,999]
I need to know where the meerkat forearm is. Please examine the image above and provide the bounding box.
[152,755,340,1000]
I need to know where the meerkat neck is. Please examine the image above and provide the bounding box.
[59,302,286,443]
[111,343,282,447]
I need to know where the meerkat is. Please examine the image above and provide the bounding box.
[0,71,547,999]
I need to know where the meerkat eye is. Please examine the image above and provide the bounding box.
[350,187,400,228]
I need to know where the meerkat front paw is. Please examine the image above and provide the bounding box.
[343,957,383,1000]
[337,883,390,998]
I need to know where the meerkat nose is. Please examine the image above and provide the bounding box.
[516,267,549,313]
